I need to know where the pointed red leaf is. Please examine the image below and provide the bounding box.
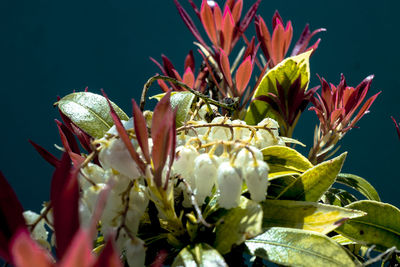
[391,116,400,140]
[161,55,177,79]
[50,152,80,258]
[234,0,260,46]
[0,172,26,263]
[219,48,233,88]
[102,90,146,173]
[157,80,170,92]
[184,50,195,72]
[132,99,150,164]
[213,3,223,32]
[231,0,243,24]
[93,238,122,267]
[235,56,252,95]
[200,0,218,47]
[10,230,53,267]
[349,91,381,129]
[222,6,235,54]
[150,57,168,76]
[291,25,326,56]
[58,229,95,267]
[29,140,59,167]
[255,15,272,62]
[55,120,85,166]
[183,67,195,88]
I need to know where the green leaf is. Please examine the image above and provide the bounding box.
[267,175,297,198]
[336,200,400,250]
[172,243,227,267]
[245,51,311,126]
[336,173,381,201]
[278,152,347,202]
[150,91,196,127]
[323,188,358,207]
[214,197,263,255]
[261,200,366,234]
[245,227,358,267]
[56,92,129,139]
[262,145,313,174]
[331,235,357,246]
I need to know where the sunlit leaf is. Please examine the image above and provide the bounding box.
[172,243,227,267]
[245,51,311,126]
[278,152,346,201]
[56,92,129,139]
[150,91,195,127]
[214,197,263,255]
[267,175,297,198]
[245,227,358,267]
[324,188,358,207]
[262,145,313,173]
[336,173,380,201]
[336,200,400,251]
[262,199,365,234]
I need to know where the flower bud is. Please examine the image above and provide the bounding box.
[173,145,199,187]
[78,163,109,191]
[193,154,219,204]
[23,211,49,247]
[209,117,232,141]
[217,162,242,209]
[243,160,270,202]
[125,237,146,267]
[231,119,251,140]
[234,146,263,167]
[99,138,141,179]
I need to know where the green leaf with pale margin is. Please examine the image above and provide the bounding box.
[336,173,381,201]
[214,197,263,255]
[278,152,347,201]
[56,92,129,138]
[172,243,227,267]
[267,175,297,198]
[331,235,357,246]
[245,227,358,267]
[262,200,366,234]
[262,145,313,174]
[336,200,400,250]
[323,188,358,207]
[151,91,196,127]
[245,51,311,125]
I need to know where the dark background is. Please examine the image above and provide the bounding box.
[0,0,399,212]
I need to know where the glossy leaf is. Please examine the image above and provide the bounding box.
[214,197,263,255]
[56,92,129,139]
[172,243,227,267]
[267,175,297,198]
[151,91,195,127]
[336,200,400,250]
[245,227,358,267]
[261,200,366,234]
[262,145,313,174]
[324,188,358,207]
[277,152,346,201]
[245,51,311,125]
[132,100,150,163]
[336,173,380,201]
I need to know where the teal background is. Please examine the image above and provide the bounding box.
[0,0,399,212]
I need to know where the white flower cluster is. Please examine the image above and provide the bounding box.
[174,117,282,209]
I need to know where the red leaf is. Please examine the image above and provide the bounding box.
[58,229,95,267]
[222,6,235,54]
[291,25,326,56]
[213,3,223,32]
[102,90,146,174]
[234,0,260,46]
[0,172,26,263]
[157,80,170,92]
[391,116,400,140]
[255,15,272,62]
[200,0,218,47]
[235,56,252,95]
[29,140,59,167]
[55,120,85,166]
[231,0,243,24]
[184,50,195,72]
[183,67,195,88]
[50,152,80,259]
[10,230,53,267]
[132,100,150,164]
[349,91,381,129]
[219,48,233,88]
[93,238,122,267]
[150,250,168,267]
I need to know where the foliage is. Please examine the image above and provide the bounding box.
[1,0,399,266]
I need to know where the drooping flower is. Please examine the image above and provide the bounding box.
[255,11,325,68]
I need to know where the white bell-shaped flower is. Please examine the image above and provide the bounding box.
[125,237,146,267]
[257,118,279,137]
[126,185,149,236]
[231,119,251,140]
[78,200,91,227]
[193,153,219,204]
[234,146,263,167]
[173,145,199,187]
[78,163,110,191]
[106,118,134,136]
[217,161,242,209]
[82,183,107,212]
[23,211,49,248]
[209,117,232,141]
[243,160,270,202]
[99,138,141,179]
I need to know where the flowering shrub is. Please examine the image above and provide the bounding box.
[1,0,400,266]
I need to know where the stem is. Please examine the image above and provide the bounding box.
[140,75,237,112]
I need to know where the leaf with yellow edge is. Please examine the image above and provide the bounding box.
[245,50,311,126]
[245,227,358,267]
[262,145,313,174]
[336,200,400,251]
[214,197,263,255]
[261,200,366,234]
[278,152,346,201]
